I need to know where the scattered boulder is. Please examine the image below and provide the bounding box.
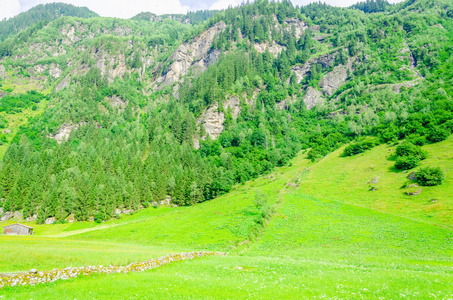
[0,207,3,215]
[29,269,38,274]
[286,182,297,188]
[89,216,95,222]
[408,172,417,181]
[66,214,75,223]
[13,211,23,219]
[408,184,419,188]
[406,189,422,196]
[2,130,11,134]
[26,214,37,222]
[115,209,122,215]
[160,196,171,206]
[45,217,56,225]
[369,177,380,184]
[1,212,13,222]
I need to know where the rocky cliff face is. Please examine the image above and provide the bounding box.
[254,41,286,58]
[291,52,336,84]
[319,58,354,96]
[303,87,324,110]
[156,22,226,87]
[284,18,308,39]
[194,93,257,148]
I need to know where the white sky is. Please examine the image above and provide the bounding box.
[0,0,406,21]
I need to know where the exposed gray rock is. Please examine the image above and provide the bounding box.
[156,22,226,87]
[55,75,71,92]
[407,189,422,196]
[66,214,75,223]
[303,87,324,110]
[160,196,171,206]
[104,96,127,111]
[0,208,3,216]
[48,64,62,79]
[0,64,6,78]
[45,217,56,225]
[13,211,23,219]
[1,212,13,222]
[291,53,336,84]
[196,96,245,143]
[29,269,38,274]
[370,177,380,184]
[408,184,419,188]
[319,59,353,96]
[408,172,417,181]
[48,122,85,144]
[2,130,11,134]
[26,214,37,222]
[284,18,308,39]
[253,41,285,58]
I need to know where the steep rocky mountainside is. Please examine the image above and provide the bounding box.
[0,0,452,222]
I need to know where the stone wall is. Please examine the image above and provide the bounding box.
[0,252,226,289]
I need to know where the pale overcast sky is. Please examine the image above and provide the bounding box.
[0,0,406,20]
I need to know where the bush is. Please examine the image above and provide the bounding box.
[395,156,420,170]
[406,134,426,146]
[427,126,449,143]
[94,213,103,223]
[343,143,363,156]
[415,167,444,186]
[395,141,427,160]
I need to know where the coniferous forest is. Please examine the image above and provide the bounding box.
[0,0,453,223]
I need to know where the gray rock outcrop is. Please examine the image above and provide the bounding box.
[156,22,226,87]
[1,212,13,222]
[48,122,87,143]
[196,96,246,143]
[291,52,336,84]
[253,41,286,58]
[303,87,324,110]
[319,59,353,96]
[45,217,56,225]
[284,18,309,39]
[0,65,6,79]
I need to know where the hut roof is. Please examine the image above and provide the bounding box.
[3,223,34,229]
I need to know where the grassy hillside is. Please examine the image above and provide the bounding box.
[1,140,451,298]
[299,135,453,229]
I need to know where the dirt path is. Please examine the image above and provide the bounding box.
[47,219,143,238]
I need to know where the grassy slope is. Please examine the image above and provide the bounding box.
[299,136,453,229]
[1,140,452,298]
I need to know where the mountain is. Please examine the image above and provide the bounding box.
[0,3,98,42]
[0,0,452,225]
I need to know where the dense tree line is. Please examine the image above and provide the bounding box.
[0,3,98,41]
[0,0,452,222]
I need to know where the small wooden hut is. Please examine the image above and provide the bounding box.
[2,223,34,235]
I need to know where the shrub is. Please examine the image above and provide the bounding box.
[395,141,427,160]
[343,143,363,156]
[406,134,426,146]
[94,213,103,223]
[395,156,420,170]
[415,167,444,186]
[427,126,449,143]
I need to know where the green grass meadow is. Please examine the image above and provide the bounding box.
[1,138,452,299]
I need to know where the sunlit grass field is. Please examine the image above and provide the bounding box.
[1,138,452,298]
